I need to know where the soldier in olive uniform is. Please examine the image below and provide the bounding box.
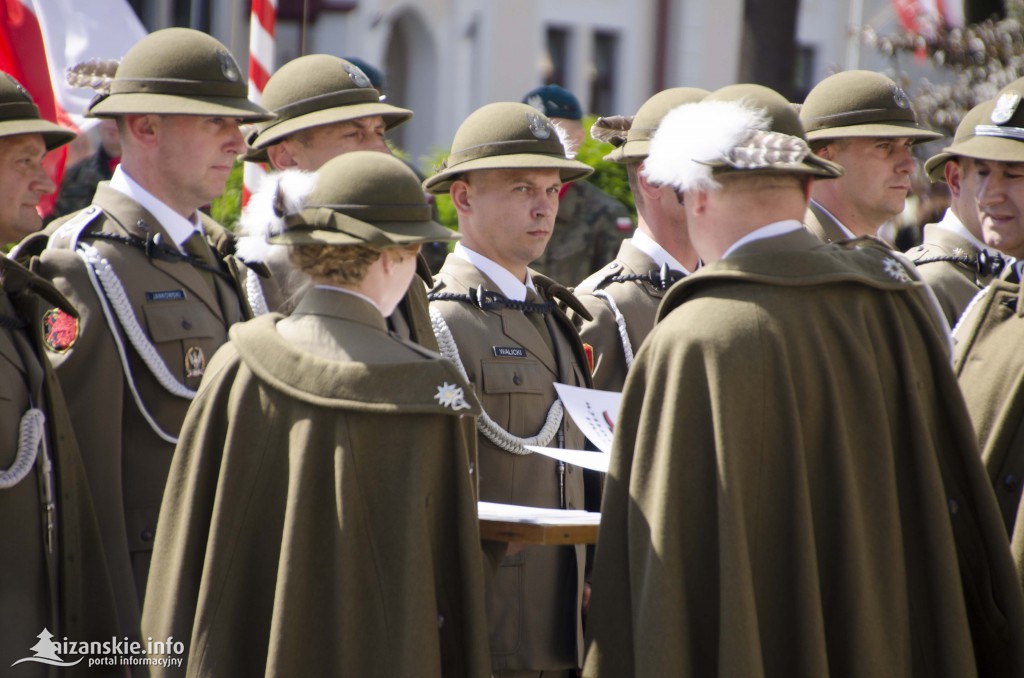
[425,102,595,677]
[522,85,632,284]
[0,72,119,676]
[951,82,1024,590]
[13,28,272,640]
[800,71,941,243]
[144,152,490,678]
[572,87,707,392]
[240,55,439,350]
[905,102,1007,326]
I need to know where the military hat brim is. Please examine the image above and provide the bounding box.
[87,92,273,122]
[924,135,1024,182]
[242,102,412,163]
[0,118,76,151]
[423,154,593,194]
[604,140,648,164]
[805,121,942,142]
[268,213,458,247]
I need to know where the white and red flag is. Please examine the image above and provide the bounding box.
[243,0,277,204]
[893,0,966,35]
[0,0,146,214]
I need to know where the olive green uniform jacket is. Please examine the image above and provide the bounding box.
[142,289,491,677]
[571,239,684,392]
[16,184,255,640]
[531,180,632,285]
[583,230,1024,678]
[907,218,996,327]
[0,256,119,676]
[804,199,852,244]
[954,279,1024,587]
[430,255,592,672]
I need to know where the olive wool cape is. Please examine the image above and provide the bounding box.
[142,291,492,678]
[582,232,1024,678]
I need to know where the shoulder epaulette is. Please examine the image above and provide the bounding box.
[47,204,104,251]
[533,273,593,322]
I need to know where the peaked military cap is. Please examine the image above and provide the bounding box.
[800,70,941,142]
[271,151,457,247]
[603,87,710,164]
[245,54,411,162]
[922,101,1005,182]
[522,84,583,120]
[423,102,593,194]
[644,83,843,192]
[86,28,271,121]
[0,73,75,150]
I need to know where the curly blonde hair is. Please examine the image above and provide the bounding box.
[288,243,420,285]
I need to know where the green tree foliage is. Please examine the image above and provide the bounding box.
[209,160,244,231]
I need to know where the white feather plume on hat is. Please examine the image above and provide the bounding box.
[550,119,578,159]
[643,100,770,192]
[235,169,318,262]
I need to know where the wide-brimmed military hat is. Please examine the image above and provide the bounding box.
[801,70,941,142]
[601,87,710,164]
[423,102,593,194]
[270,151,457,247]
[86,28,271,121]
[922,101,1006,182]
[644,83,844,191]
[0,73,75,150]
[244,54,411,162]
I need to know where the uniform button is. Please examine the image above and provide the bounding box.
[141,529,155,543]
[512,374,522,385]
[567,466,574,474]
[1004,474,1019,491]
[948,499,959,515]
[181,319,192,330]
[437,613,445,628]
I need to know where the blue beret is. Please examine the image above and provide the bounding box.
[522,84,582,120]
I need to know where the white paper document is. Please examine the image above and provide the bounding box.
[478,501,601,525]
[525,446,611,473]
[552,383,621,454]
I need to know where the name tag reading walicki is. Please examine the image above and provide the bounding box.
[493,346,527,358]
[145,290,186,302]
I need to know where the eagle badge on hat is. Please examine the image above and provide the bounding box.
[185,346,206,379]
[216,49,241,82]
[992,91,1022,125]
[891,83,911,110]
[42,309,78,353]
[344,63,371,88]
[527,112,551,140]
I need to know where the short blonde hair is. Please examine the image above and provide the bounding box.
[288,243,419,284]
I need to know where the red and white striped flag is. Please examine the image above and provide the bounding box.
[244,0,277,204]
[893,0,965,35]
[0,0,146,214]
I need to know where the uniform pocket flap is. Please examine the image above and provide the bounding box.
[481,359,547,395]
[143,301,219,342]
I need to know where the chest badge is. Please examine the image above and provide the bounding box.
[185,346,206,379]
[42,309,79,353]
[434,382,472,411]
[493,346,527,358]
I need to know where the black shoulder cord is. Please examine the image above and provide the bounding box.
[428,285,556,314]
[86,231,235,283]
[913,250,1006,279]
[604,264,686,291]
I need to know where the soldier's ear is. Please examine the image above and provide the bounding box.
[945,160,963,200]
[123,114,159,148]
[450,179,473,216]
[267,141,299,171]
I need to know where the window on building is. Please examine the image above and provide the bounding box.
[591,30,618,117]
[545,26,570,86]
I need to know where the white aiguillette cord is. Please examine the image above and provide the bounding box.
[429,305,563,455]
